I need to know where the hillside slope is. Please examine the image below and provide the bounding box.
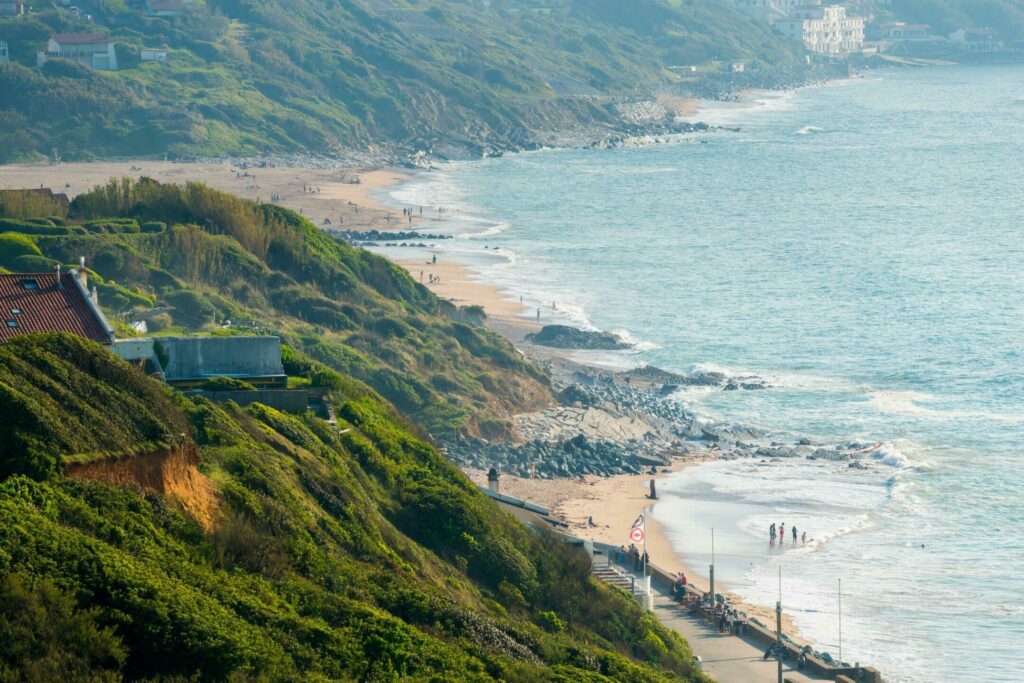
[0,333,710,682]
[0,0,801,162]
[0,176,553,436]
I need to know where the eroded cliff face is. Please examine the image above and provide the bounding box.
[66,443,219,531]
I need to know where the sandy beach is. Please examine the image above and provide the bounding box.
[0,161,418,232]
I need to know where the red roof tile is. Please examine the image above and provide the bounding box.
[0,273,112,344]
[50,33,110,45]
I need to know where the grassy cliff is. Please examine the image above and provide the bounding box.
[0,0,800,162]
[0,332,710,682]
[0,177,552,436]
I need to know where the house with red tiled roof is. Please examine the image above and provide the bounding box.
[40,33,118,71]
[0,268,116,344]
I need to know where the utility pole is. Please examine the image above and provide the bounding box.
[839,578,843,665]
[709,527,715,608]
[776,567,783,683]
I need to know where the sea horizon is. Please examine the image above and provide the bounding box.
[384,64,1024,683]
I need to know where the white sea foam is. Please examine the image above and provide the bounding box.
[611,328,661,351]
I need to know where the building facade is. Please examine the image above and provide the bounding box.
[774,3,865,56]
[0,1,24,17]
[41,33,118,70]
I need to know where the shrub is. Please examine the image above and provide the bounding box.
[163,289,218,327]
[0,573,127,680]
[201,376,256,392]
[146,312,173,332]
[7,255,59,273]
[0,233,42,269]
[538,610,565,633]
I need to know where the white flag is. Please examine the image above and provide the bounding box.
[629,513,645,544]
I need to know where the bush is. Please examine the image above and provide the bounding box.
[0,233,42,269]
[201,376,256,392]
[163,289,218,327]
[7,255,59,273]
[146,312,173,332]
[0,573,127,681]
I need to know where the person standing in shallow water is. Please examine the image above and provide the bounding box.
[769,523,776,544]
[801,531,807,545]
[792,526,798,543]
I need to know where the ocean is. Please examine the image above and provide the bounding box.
[388,65,1024,682]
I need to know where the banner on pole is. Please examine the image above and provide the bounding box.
[629,514,645,544]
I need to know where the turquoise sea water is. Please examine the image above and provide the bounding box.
[389,65,1024,682]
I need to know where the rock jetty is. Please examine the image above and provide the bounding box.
[525,325,631,351]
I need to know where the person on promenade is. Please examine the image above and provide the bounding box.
[640,550,649,573]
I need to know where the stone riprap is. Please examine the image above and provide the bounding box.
[445,361,889,480]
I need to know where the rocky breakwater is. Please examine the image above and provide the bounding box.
[525,325,631,351]
[445,355,894,480]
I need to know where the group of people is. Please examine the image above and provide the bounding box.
[619,543,649,572]
[706,598,746,635]
[769,522,807,545]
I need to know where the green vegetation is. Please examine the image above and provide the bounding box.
[886,0,1024,38]
[2,177,552,435]
[0,333,710,682]
[0,0,800,162]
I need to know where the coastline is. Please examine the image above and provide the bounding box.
[0,106,814,645]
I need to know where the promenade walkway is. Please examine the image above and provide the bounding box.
[594,563,833,683]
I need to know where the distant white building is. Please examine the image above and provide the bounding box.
[878,22,929,40]
[774,3,865,56]
[40,33,118,70]
[0,1,24,17]
[141,48,168,63]
[730,61,746,72]
[948,28,1003,52]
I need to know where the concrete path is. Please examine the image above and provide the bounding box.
[595,563,832,683]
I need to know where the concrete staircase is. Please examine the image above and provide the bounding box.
[591,563,635,593]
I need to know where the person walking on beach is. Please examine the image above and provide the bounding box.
[792,525,798,543]
[801,531,807,545]
[779,523,785,541]
[432,254,437,264]
[770,523,776,544]
[536,307,541,321]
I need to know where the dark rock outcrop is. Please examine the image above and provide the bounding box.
[525,325,631,351]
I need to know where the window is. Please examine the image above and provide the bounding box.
[6,320,17,328]
[21,279,39,290]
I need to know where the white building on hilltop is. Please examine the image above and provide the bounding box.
[39,33,118,70]
[774,3,865,56]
